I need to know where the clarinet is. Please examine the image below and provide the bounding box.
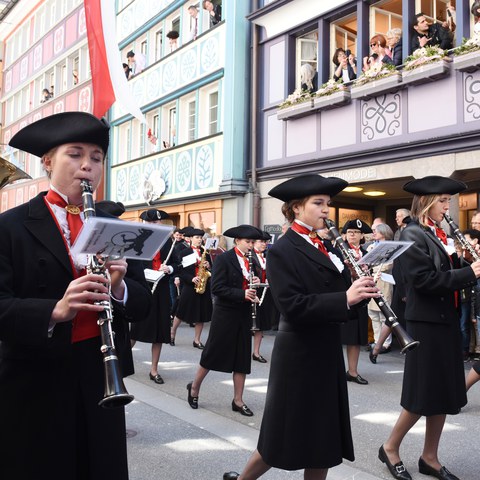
[80,180,134,408]
[444,213,480,262]
[325,219,419,354]
[247,248,260,331]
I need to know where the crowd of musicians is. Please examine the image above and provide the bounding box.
[1,112,480,480]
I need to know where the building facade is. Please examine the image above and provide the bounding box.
[249,0,480,235]
[0,0,95,211]
[109,0,252,233]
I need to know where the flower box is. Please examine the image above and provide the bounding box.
[313,89,351,111]
[452,50,480,73]
[402,59,451,86]
[350,72,403,100]
[277,99,314,121]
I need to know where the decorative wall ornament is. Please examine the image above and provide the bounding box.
[464,72,480,122]
[195,145,214,189]
[176,151,193,193]
[361,93,402,142]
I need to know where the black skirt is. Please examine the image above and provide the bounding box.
[200,301,252,374]
[254,288,277,331]
[401,320,467,415]
[130,278,171,344]
[341,305,368,345]
[176,282,212,324]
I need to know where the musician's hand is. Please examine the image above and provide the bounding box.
[470,260,480,278]
[346,276,380,306]
[203,260,210,269]
[245,288,258,302]
[160,264,171,274]
[251,276,261,285]
[51,274,110,323]
[105,258,128,299]
[174,277,181,287]
[192,276,200,285]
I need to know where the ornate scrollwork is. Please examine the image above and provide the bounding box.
[464,73,480,121]
[361,93,401,141]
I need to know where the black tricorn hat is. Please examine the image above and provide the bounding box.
[268,174,348,202]
[179,226,195,236]
[190,228,205,236]
[166,30,179,39]
[9,112,110,158]
[223,224,263,240]
[140,209,170,222]
[258,231,272,241]
[96,200,125,217]
[341,219,372,234]
[403,176,467,195]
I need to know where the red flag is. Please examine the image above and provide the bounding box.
[84,0,115,118]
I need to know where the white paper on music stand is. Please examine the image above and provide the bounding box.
[71,217,174,260]
[144,269,164,283]
[205,237,218,250]
[182,253,197,268]
[358,241,413,267]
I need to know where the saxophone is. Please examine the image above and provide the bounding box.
[194,246,211,294]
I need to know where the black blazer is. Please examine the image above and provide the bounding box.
[0,192,151,372]
[399,221,475,325]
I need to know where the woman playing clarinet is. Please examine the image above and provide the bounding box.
[379,176,480,480]
[223,174,379,480]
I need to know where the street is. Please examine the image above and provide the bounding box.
[125,324,480,480]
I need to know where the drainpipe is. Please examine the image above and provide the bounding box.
[251,0,261,228]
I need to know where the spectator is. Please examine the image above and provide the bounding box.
[203,0,221,27]
[300,63,317,92]
[472,1,480,34]
[188,5,199,41]
[410,12,453,53]
[333,48,357,82]
[363,35,394,72]
[72,69,79,85]
[166,30,179,53]
[126,50,146,77]
[386,28,403,66]
[40,88,52,103]
[123,63,131,80]
[471,210,480,230]
[394,208,411,241]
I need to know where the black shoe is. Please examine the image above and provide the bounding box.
[193,341,204,349]
[223,473,240,480]
[252,354,267,363]
[149,373,164,384]
[369,351,378,364]
[186,382,198,409]
[231,400,253,416]
[378,445,412,480]
[418,457,460,480]
[346,371,369,385]
[170,337,175,346]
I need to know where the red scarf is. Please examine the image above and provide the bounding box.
[44,190,99,343]
[234,247,250,289]
[152,251,162,271]
[291,222,328,256]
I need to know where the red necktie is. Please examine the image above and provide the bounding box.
[45,190,83,245]
[234,247,250,289]
[428,219,447,245]
[291,223,328,257]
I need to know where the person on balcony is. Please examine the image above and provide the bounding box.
[410,12,453,53]
[386,28,403,66]
[332,48,357,82]
[363,35,394,73]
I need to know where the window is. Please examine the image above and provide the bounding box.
[61,63,67,93]
[418,0,455,25]
[188,100,196,141]
[371,0,402,37]
[331,13,357,78]
[188,211,215,233]
[168,107,177,147]
[208,91,218,135]
[172,17,180,35]
[296,30,318,90]
[155,29,163,61]
[140,122,146,157]
[141,39,147,56]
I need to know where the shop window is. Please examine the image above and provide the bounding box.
[188,211,215,234]
[331,13,357,78]
[296,30,318,90]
